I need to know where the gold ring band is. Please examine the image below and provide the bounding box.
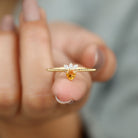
[47,67,96,72]
[47,63,96,81]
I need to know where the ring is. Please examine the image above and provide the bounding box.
[47,63,96,81]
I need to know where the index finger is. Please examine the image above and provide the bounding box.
[54,24,117,82]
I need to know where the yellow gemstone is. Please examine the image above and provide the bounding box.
[66,70,76,81]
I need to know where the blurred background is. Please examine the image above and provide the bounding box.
[1,0,138,137]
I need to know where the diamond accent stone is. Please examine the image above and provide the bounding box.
[69,63,73,69]
[64,64,69,69]
[73,64,78,69]
[64,63,78,70]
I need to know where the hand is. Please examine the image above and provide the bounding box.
[0,0,116,137]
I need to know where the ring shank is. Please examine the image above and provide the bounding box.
[47,67,96,72]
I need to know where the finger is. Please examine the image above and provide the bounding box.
[61,28,117,82]
[20,0,54,118]
[52,70,92,103]
[49,23,116,82]
[51,49,92,104]
[92,46,117,82]
[0,15,20,116]
[69,41,116,82]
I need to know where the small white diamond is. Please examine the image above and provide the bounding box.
[73,64,78,69]
[69,63,73,69]
[64,64,69,69]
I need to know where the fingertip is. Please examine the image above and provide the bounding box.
[81,45,97,68]
[93,48,117,82]
[0,15,15,31]
[52,79,72,102]
[22,0,40,21]
[21,0,47,24]
[52,73,91,103]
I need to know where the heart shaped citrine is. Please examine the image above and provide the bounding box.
[66,70,76,81]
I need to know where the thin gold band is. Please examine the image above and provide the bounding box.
[47,67,96,72]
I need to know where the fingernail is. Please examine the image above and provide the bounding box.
[94,48,105,69]
[55,96,73,104]
[0,15,15,31]
[23,0,40,21]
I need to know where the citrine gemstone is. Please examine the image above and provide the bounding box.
[66,70,76,81]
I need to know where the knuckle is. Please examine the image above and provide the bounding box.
[24,92,53,114]
[21,22,50,43]
[0,89,18,110]
[26,97,45,112]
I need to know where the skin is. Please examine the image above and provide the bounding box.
[0,0,116,138]
[0,0,18,20]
